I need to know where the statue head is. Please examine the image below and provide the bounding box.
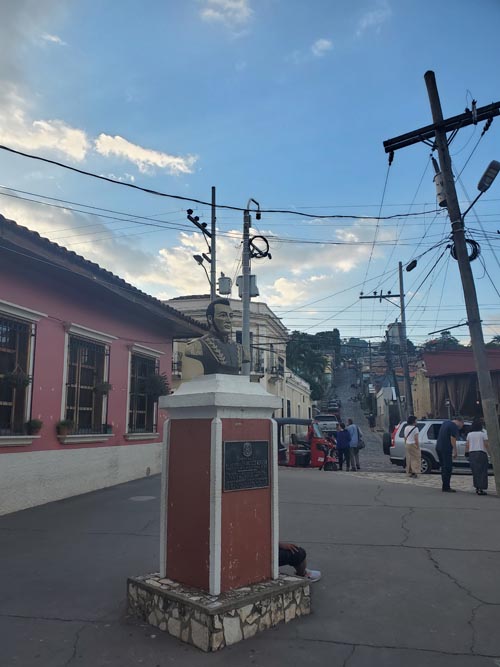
[206,298,233,339]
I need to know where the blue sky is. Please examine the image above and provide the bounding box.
[1,0,500,344]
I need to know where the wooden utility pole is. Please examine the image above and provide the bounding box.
[399,261,414,418]
[210,186,216,301]
[384,71,500,494]
[359,287,413,419]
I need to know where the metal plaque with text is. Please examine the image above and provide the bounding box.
[223,440,269,492]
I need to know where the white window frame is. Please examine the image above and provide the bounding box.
[125,346,162,439]
[59,322,114,444]
[0,301,46,447]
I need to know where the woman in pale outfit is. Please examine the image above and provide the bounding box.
[404,415,420,478]
[466,420,489,495]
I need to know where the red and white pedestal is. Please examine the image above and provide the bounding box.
[159,374,281,595]
[127,375,311,651]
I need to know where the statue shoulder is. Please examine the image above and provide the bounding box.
[185,337,204,357]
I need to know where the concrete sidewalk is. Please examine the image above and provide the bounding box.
[1,469,500,666]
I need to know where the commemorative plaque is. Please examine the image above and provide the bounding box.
[223,440,269,492]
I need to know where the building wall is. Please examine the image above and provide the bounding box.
[168,297,311,418]
[0,257,174,514]
[412,367,432,419]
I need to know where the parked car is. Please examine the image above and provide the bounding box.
[386,419,479,474]
[314,413,340,435]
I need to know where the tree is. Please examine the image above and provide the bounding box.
[332,328,341,365]
[286,331,328,399]
[486,335,500,349]
[423,330,462,352]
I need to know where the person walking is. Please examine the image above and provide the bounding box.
[368,413,376,432]
[347,418,362,471]
[335,423,352,471]
[436,416,464,493]
[403,415,420,478]
[466,420,490,495]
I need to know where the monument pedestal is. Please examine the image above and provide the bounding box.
[127,374,311,650]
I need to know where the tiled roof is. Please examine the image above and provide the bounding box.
[423,349,500,376]
[0,213,207,335]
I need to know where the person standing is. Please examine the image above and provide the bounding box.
[466,420,490,495]
[436,416,464,493]
[347,418,362,471]
[335,423,351,471]
[404,415,420,478]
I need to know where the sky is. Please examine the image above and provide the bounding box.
[1,0,500,345]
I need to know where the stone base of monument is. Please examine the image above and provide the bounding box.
[127,573,311,652]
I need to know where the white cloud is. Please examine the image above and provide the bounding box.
[311,38,333,58]
[41,32,66,45]
[356,1,392,37]
[287,38,333,65]
[94,134,198,175]
[100,172,136,183]
[199,0,253,28]
[0,91,89,161]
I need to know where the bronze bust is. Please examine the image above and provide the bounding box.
[185,299,249,375]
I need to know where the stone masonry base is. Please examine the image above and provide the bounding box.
[127,573,311,652]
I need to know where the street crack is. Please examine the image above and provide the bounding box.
[63,622,89,667]
[424,549,485,604]
[400,507,414,545]
[343,644,356,666]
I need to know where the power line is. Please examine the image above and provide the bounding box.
[0,143,440,221]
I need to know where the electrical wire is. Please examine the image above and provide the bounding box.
[0,143,440,221]
[433,252,451,330]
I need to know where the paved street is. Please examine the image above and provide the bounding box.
[330,367,394,472]
[2,466,500,666]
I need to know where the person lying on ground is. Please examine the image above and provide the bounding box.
[279,542,321,582]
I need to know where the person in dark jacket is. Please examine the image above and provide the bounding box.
[335,422,352,471]
[436,417,464,492]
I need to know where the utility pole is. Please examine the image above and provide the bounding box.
[399,261,414,418]
[210,186,216,301]
[242,208,251,376]
[359,288,412,418]
[384,70,500,494]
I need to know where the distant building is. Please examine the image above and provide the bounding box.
[415,350,500,418]
[0,214,204,515]
[166,295,312,420]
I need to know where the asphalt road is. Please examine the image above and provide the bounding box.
[1,465,500,666]
[330,367,395,472]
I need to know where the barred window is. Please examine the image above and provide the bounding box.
[0,316,32,435]
[128,354,158,433]
[65,336,108,433]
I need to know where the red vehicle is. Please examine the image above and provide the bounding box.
[276,418,338,470]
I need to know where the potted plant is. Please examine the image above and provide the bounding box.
[144,372,170,400]
[25,418,43,435]
[56,419,74,436]
[93,381,113,395]
[1,369,31,389]
[103,423,113,434]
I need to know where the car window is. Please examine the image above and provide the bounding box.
[427,423,441,440]
[317,415,338,421]
[397,422,425,438]
[458,425,471,440]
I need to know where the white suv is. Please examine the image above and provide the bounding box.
[386,419,477,475]
[315,414,340,435]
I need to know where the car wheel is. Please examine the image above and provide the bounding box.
[324,462,334,471]
[421,453,433,475]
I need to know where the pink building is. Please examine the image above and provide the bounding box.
[0,214,204,514]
